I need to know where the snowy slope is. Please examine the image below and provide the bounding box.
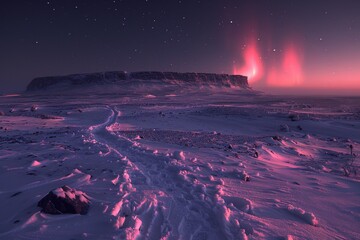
[0,89,359,239]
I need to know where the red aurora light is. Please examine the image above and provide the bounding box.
[267,43,304,87]
[234,39,304,88]
[233,40,263,83]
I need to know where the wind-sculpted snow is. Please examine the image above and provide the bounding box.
[26,71,249,92]
[0,92,359,239]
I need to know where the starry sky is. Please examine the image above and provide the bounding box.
[1,0,360,94]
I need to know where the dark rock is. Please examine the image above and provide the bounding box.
[39,114,59,119]
[10,191,22,198]
[239,170,250,181]
[38,185,90,215]
[288,114,300,121]
[30,105,37,112]
[272,136,282,141]
[280,124,289,132]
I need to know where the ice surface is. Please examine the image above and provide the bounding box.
[0,87,359,239]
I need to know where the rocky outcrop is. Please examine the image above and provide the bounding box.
[26,71,248,91]
[37,186,90,215]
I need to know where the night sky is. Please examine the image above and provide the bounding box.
[1,0,360,94]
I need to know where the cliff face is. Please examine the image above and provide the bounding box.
[26,71,248,91]
[26,72,127,91]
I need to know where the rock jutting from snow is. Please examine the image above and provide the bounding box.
[280,124,290,132]
[26,71,248,91]
[288,114,300,121]
[37,185,90,215]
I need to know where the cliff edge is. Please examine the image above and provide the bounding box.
[26,71,248,92]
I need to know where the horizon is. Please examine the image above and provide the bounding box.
[1,69,360,97]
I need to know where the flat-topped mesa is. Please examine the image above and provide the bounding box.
[26,71,248,91]
[26,71,127,91]
[129,71,248,86]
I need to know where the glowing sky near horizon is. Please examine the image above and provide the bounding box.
[0,0,360,94]
[233,35,360,91]
[234,38,304,87]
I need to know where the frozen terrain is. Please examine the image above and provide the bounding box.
[0,77,359,239]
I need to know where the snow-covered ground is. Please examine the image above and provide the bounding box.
[0,89,359,239]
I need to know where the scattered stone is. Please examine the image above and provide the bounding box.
[278,235,294,240]
[272,136,282,141]
[10,191,22,198]
[38,185,90,215]
[30,105,38,112]
[39,114,59,119]
[280,124,289,132]
[288,114,300,121]
[237,170,250,181]
[30,160,41,167]
[173,151,186,161]
[286,235,294,240]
